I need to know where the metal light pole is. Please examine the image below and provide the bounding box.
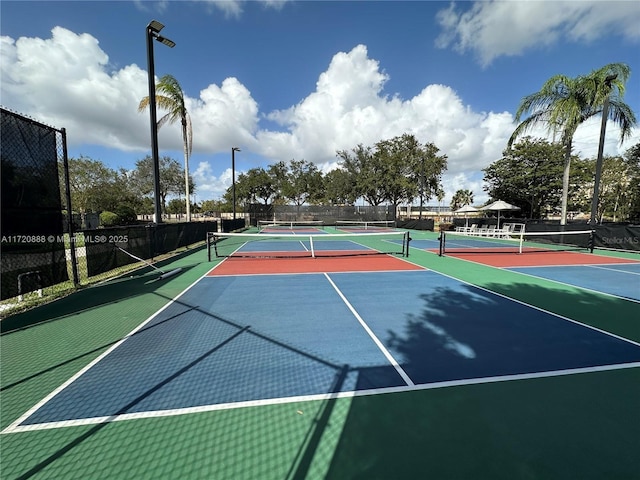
[590,73,617,225]
[145,20,175,224]
[231,147,241,219]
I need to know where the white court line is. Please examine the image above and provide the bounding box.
[323,273,415,387]
[588,263,640,276]
[5,361,639,434]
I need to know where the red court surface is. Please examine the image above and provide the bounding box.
[208,253,424,275]
[450,250,640,268]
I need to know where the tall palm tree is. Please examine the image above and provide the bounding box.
[139,74,193,221]
[508,63,636,224]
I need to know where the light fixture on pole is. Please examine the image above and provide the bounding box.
[145,20,175,224]
[589,73,617,225]
[231,147,241,219]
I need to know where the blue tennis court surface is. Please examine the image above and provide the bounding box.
[14,267,640,430]
[509,263,640,301]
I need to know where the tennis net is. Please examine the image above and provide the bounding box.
[439,229,594,256]
[335,220,396,230]
[257,220,325,231]
[207,230,410,259]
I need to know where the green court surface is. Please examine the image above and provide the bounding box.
[1,231,639,479]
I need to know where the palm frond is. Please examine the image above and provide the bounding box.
[138,97,150,113]
[138,74,194,159]
[608,100,638,144]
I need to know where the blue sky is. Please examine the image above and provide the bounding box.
[2,0,639,205]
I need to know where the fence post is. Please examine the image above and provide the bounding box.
[61,128,79,286]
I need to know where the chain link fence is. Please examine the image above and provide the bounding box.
[1,108,72,313]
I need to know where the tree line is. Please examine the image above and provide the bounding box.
[226,133,448,218]
[59,155,195,221]
[60,135,640,224]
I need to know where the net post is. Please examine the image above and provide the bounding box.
[206,232,221,259]
[589,230,595,253]
[518,231,524,254]
[309,235,315,258]
[404,231,411,257]
[438,231,445,257]
[214,234,220,258]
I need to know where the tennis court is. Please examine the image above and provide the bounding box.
[2,228,639,479]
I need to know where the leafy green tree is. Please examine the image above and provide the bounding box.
[61,156,117,213]
[200,199,224,215]
[137,197,154,216]
[223,171,248,209]
[375,134,422,216]
[338,135,447,213]
[267,161,290,205]
[60,156,141,214]
[251,168,277,205]
[244,167,278,205]
[509,63,637,224]
[581,150,640,222]
[337,144,387,206]
[623,143,640,221]
[323,168,357,205]
[139,74,193,221]
[484,138,581,218]
[281,159,324,209]
[223,167,279,210]
[408,138,447,218]
[166,198,185,215]
[597,156,632,222]
[130,155,193,214]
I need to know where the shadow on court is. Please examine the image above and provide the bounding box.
[321,281,640,479]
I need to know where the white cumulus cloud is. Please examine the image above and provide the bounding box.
[436,0,640,67]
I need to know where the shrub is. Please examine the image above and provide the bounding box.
[114,205,137,225]
[100,211,120,227]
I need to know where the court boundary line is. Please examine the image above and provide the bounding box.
[1,268,215,435]
[5,361,639,434]
[323,273,415,387]
[588,263,640,275]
